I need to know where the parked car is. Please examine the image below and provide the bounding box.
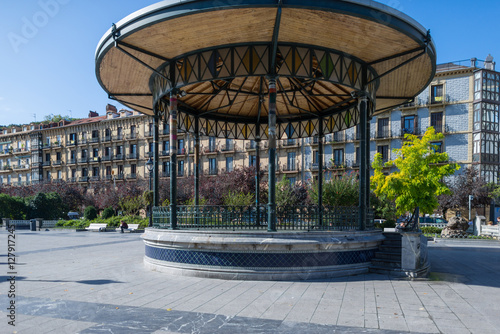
[419,217,447,225]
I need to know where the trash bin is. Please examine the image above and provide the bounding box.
[30,219,36,231]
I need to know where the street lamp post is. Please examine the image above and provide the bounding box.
[146,157,154,227]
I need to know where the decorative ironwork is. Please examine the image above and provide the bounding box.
[149,43,378,140]
[153,205,374,231]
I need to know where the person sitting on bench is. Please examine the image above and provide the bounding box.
[120,221,128,233]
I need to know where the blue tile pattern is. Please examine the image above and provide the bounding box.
[145,245,376,268]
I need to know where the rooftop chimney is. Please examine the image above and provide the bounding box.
[88,111,99,118]
[470,57,477,68]
[485,54,495,71]
[106,104,117,113]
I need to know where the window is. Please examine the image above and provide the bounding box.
[45,153,50,162]
[81,149,87,159]
[130,144,137,154]
[402,115,417,135]
[69,133,77,144]
[377,118,389,138]
[431,84,443,103]
[287,152,296,170]
[209,158,217,175]
[333,149,344,165]
[105,147,111,157]
[249,155,256,167]
[226,156,233,172]
[209,136,216,151]
[430,112,443,133]
[313,150,318,163]
[118,165,124,175]
[106,166,112,176]
[148,123,153,136]
[92,130,99,139]
[82,168,88,177]
[178,139,185,154]
[93,148,99,158]
[71,169,76,178]
[117,127,123,139]
[130,125,136,138]
[377,145,389,162]
[149,142,154,155]
[288,177,296,184]
[163,161,170,177]
[116,145,123,155]
[178,160,184,176]
[56,152,61,162]
[105,128,111,138]
[431,142,443,153]
[131,164,136,175]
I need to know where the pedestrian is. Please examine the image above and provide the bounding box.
[120,220,128,233]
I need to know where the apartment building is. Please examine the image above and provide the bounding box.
[0,105,305,186]
[1,57,499,187]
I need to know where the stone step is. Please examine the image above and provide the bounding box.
[369,265,406,277]
[374,252,401,261]
[371,258,401,268]
[381,239,402,247]
[382,232,402,240]
[379,245,401,253]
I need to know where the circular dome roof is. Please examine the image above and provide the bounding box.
[96,0,435,139]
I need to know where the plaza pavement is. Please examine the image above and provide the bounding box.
[1,230,499,334]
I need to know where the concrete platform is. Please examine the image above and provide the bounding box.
[1,230,500,333]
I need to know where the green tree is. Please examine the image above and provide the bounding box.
[118,196,144,216]
[371,127,460,215]
[223,191,254,207]
[28,192,65,219]
[0,194,27,219]
[84,206,98,220]
[309,172,359,207]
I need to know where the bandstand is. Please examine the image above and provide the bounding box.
[95,0,435,280]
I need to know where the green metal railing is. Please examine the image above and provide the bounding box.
[153,205,374,231]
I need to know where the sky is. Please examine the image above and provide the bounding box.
[1,0,500,126]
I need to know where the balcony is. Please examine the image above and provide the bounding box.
[52,142,63,148]
[102,155,113,162]
[114,154,124,160]
[161,171,170,178]
[208,168,218,176]
[105,175,113,181]
[90,176,100,182]
[79,139,88,145]
[245,141,257,150]
[67,139,77,146]
[311,162,319,170]
[78,157,89,164]
[204,146,218,154]
[162,128,170,136]
[178,148,187,156]
[42,143,51,149]
[114,134,124,141]
[221,142,235,152]
[1,165,13,171]
[89,157,100,163]
[375,129,392,139]
[282,164,298,172]
[126,173,137,179]
[79,176,89,182]
[103,135,112,142]
[127,152,139,160]
[115,174,124,180]
[53,160,62,166]
[13,147,29,153]
[67,158,76,165]
[400,127,420,137]
[126,132,138,140]
[331,132,345,143]
[329,161,347,169]
[146,130,153,137]
[282,139,298,147]
[68,177,77,183]
[89,137,100,144]
[42,161,51,167]
[13,164,29,170]
[161,150,170,156]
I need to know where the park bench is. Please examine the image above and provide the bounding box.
[116,223,141,232]
[86,223,108,232]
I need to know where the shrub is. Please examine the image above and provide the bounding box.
[84,206,98,220]
[101,207,115,219]
[420,226,442,234]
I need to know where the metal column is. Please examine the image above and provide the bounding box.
[153,113,159,208]
[255,135,261,226]
[318,118,324,226]
[358,93,369,231]
[194,117,200,207]
[267,77,277,232]
[169,91,178,229]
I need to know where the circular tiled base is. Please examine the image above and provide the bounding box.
[142,229,384,281]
